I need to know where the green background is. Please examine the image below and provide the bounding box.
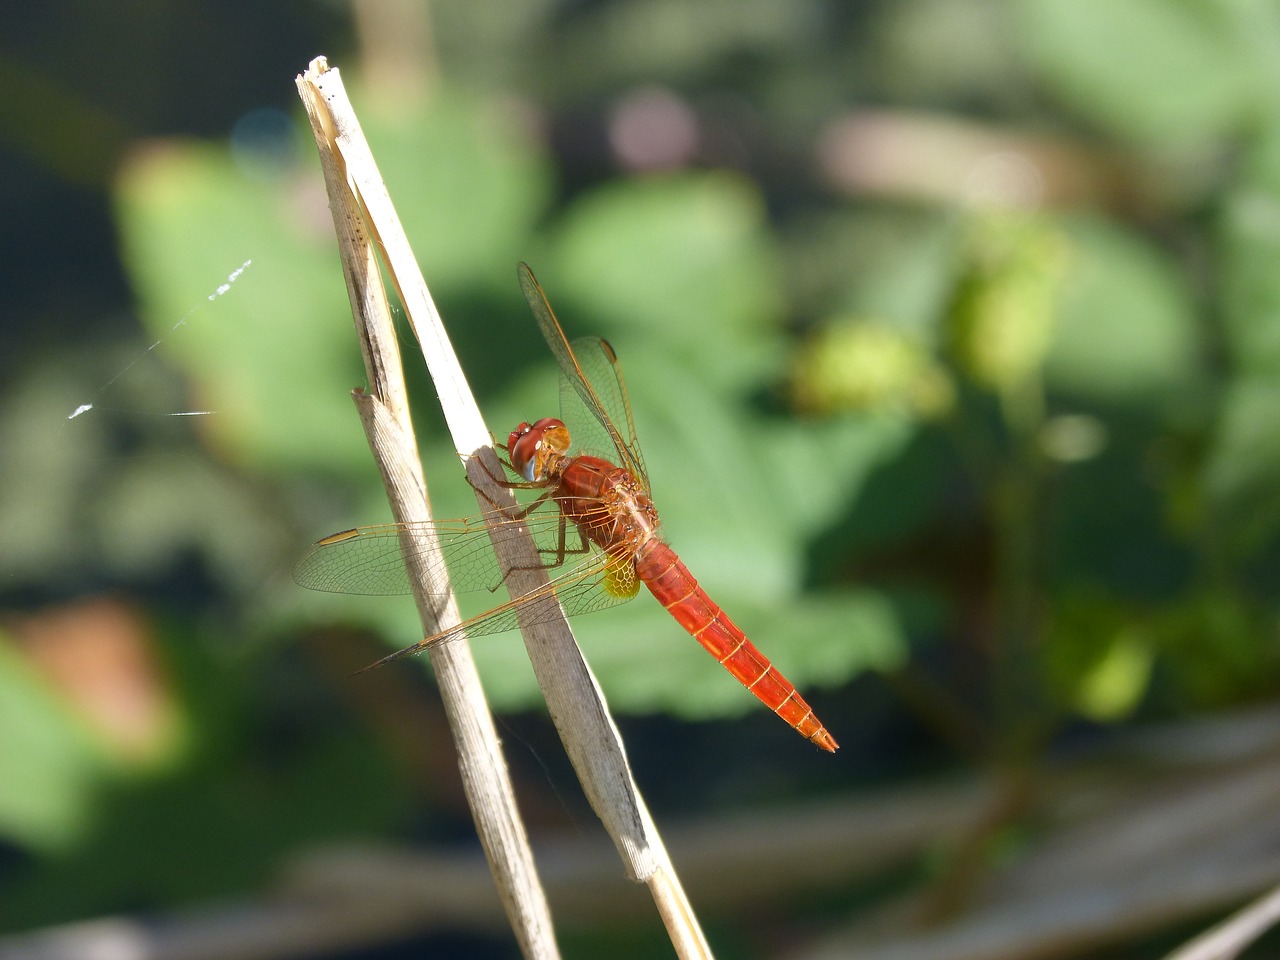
[2,1,1279,957]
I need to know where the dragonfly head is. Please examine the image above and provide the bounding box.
[508,417,571,483]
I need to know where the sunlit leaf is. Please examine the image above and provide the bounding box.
[947,213,1068,397]
[1046,217,1203,406]
[116,141,366,474]
[0,638,106,851]
[1219,130,1280,374]
[548,173,783,384]
[116,93,551,477]
[1045,587,1152,722]
[369,94,552,287]
[790,319,955,418]
[1017,0,1257,143]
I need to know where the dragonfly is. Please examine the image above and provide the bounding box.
[295,264,838,752]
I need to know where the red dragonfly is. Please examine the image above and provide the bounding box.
[295,264,837,752]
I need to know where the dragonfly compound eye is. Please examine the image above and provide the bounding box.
[533,417,571,456]
[508,423,540,481]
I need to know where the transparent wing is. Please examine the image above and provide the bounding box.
[349,547,639,669]
[294,504,639,635]
[518,264,649,489]
[297,265,653,659]
[295,509,517,597]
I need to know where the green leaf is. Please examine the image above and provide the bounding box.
[1219,125,1280,374]
[789,319,955,418]
[1154,590,1276,705]
[115,90,551,477]
[1045,217,1203,407]
[0,637,107,851]
[947,213,1069,396]
[548,173,783,384]
[1204,378,1280,557]
[1044,587,1152,722]
[1017,0,1258,143]
[115,141,367,474]
[369,94,553,287]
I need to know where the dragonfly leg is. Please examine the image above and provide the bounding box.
[540,514,592,563]
[470,450,544,491]
[515,488,572,522]
[503,513,591,579]
[472,481,559,524]
[469,455,554,515]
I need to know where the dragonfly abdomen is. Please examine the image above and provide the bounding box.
[634,541,838,752]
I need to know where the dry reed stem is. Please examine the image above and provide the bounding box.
[296,58,557,960]
[295,57,710,959]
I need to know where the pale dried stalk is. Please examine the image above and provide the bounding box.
[295,58,711,958]
[296,60,556,960]
[1164,882,1280,960]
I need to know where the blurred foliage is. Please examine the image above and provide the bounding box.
[946,212,1066,404]
[3,0,1280,954]
[0,634,107,851]
[110,98,912,723]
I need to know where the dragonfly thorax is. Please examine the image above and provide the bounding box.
[508,417,571,483]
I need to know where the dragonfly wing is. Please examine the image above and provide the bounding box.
[560,336,648,484]
[294,523,422,595]
[518,264,649,489]
[295,504,579,596]
[314,529,642,670]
